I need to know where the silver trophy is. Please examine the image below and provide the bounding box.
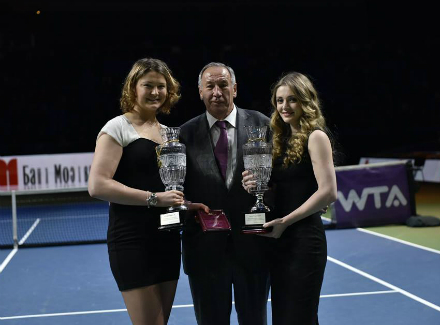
[242,125,273,233]
[156,127,187,230]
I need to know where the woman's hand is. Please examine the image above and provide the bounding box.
[241,170,256,193]
[260,218,289,239]
[156,190,185,207]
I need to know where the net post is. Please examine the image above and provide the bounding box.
[11,190,18,249]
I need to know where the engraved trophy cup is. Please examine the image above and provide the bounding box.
[156,127,187,230]
[242,125,273,234]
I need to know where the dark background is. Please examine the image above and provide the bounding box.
[1,0,439,165]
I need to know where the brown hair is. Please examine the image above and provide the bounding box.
[120,58,181,114]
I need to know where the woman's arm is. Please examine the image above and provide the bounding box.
[88,134,184,207]
[263,130,337,237]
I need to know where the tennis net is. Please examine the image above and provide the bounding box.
[0,188,108,248]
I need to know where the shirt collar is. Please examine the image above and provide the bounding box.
[206,105,237,129]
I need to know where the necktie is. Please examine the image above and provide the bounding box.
[214,120,228,181]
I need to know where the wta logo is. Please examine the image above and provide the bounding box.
[337,185,407,212]
[0,159,18,187]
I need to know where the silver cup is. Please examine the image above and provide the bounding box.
[156,127,187,230]
[242,125,272,233]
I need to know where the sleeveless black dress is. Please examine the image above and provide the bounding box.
[107,139,181,291]
[268,135,327,325]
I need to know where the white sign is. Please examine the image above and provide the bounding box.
[160,212,180,226]
[245,213,266,225]
[0,153,94,191]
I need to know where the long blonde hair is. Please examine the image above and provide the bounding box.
[120,58,181,114]
[270,72,327,167]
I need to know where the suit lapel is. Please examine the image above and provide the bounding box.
[231,107,249,189]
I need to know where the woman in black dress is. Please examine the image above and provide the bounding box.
[243,72,337,324]
[88,58,207,325]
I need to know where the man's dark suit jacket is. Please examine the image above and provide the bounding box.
[180,107,271,276]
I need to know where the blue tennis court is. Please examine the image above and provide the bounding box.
[1,225,439,324]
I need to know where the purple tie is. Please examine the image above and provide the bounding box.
[214,120,228,181]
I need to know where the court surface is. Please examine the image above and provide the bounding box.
[1,226,439,324]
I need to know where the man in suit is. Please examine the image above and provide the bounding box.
[180,62,271,325]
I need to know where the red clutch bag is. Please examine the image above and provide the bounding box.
[196,210,231,232]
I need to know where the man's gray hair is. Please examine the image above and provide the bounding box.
[198,62,236,88]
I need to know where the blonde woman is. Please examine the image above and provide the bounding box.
[243,72,337,324]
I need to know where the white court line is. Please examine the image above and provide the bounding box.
[328,255,440,312]
[0,290,397,320]
[0,309,128,320]
[356,227,440,255]
[29,214,107,221]
[0,218,40,274]
[18,218,40,245]
[320,290,397,298]
[0,248,18,274]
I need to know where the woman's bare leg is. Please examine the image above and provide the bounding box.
[121,280,178,325]
[122,284,164,325]
[158,280,178,323]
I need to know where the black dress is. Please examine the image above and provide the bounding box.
[107,139,181,291]
[269,141,327,325]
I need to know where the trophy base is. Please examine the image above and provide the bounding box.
[242,224,272,234]
[158,222,184,231]
[242,210,273,234]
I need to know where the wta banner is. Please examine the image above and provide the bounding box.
[0,153,94,192]
[331,161,413,228]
